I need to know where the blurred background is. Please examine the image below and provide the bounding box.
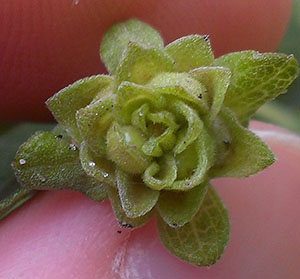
[255,0,300,133]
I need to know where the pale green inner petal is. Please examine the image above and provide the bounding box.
[148,72,209,114]
[106,123,151,174]
[115,82,166,125]
[165,129,214,191]
[142,111,178,157]
[143,154,177,190]
[175,141,198,180]
[131,104,150,134]
[171,100,203,154]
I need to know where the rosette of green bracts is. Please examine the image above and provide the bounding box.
[13,19,298,266]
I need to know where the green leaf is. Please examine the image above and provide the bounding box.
[190,66,231,121]
[51,125,73,142]
[107,184,153,229]
[165,35,214,72]
[170,100,203,154]
[13,131,105,197]
[148,72,209,114]
[46,75,113,142]
[215,51,299,123]
[143,153,177,190]
[115,82,166,125]
[157,184,230,266]
[1,123,54,199]
[141,110,178,157]
[131,103,150,133]
[156,181,208,228]
[79,141,115,186]
[0,188,35,221]
[166,129,214,191]
[210,107,275,178]
[106,122,151,174]
[100,18,164,75]
[206,113,232,167]
[76,95,115,157]
[143,129,214,192]
[60,118,108,201]
[0,122,54,220]
[116,168,159,218]
[84,183,107,202]
[115,42,174,88]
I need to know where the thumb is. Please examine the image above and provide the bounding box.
[0,192,130,278]
[0,122,300,279]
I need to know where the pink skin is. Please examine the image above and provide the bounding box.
[1,123,300,279]
[0,0,291,121]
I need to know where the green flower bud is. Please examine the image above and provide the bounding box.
[12,19,298,267]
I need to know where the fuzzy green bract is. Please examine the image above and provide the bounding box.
[12,19,298,267]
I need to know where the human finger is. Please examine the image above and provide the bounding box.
[0,0,291,121]
[0,122,299,278]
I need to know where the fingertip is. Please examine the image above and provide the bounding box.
[0,191,130,278]
[1,123,300,278]
[0,0,292,121]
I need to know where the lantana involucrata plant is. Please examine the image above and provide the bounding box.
[11,19,298,266]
